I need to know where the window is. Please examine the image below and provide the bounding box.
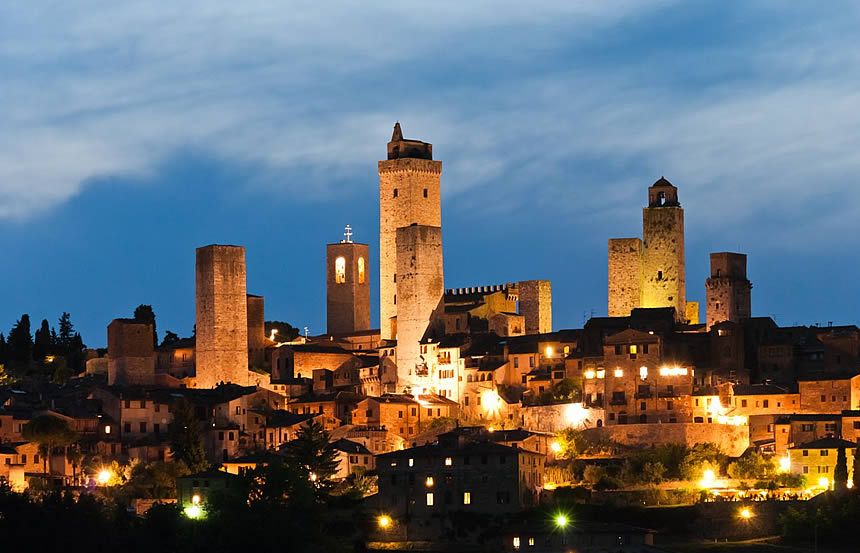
[741,399,747,408]
[640,402,646,411]
[802,450,809,456]
[408,458,414,467]
[357,257,366,284]
[657,270,663,280]
[426,493,434,506]
[802,465,809,474]
[139,422,147,433]
[763,400,769,408]
[393,188,398,198]
[445,457,452,466]
[335,257,346,284]
[801,424,814,432]
[629,345,637,355]
[124,423,131,433]
[820,450,829,457]
[423,188,428,198]
[513,358,519,369]
[667,401,674,411]
[463,492,471,505]
[513,537,521,550]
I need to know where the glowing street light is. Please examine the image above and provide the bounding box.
[550,440,563,454]
[562,403,588,427]
[739,507,753,520]
[778,456,791,473]
[818,476,829,490]
[377,514,392,529]
[554,513,570,529]
[96,468,113,485]
[699,469,716,489]
[184,504,203,519]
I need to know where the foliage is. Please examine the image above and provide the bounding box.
[583,465,606,485]
[552,378,581,401]
[265,321,301,342]
[780,494,860,547]
[854,444,860,491]
[594,475,621,490]
[834,446,849,490]
[640,461,667,484]
[123,461,190,500]
[727,451,774,480]
[133,304,158,349]
[22,414,78,474]
[167,398,208,473]
[7,314,33,370]
[556,428,586,459]
[678,443,725,480]
[545,462,576,486]
[774,472,806,488]
[160,331,182,347]
[282,420,340,492]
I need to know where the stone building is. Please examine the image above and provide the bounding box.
[378,123,442,341]
[706,252,752,330]
[246,294,268,369]
[107,319,156,386]
[195,245,250,388]
[608,177,691,321]
[326,229,371,336]
[519,280,553,334]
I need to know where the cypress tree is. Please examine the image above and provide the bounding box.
[33,319,52,362]
[835,446,849,491]
[7,315,33,370]
[133,304,158,349]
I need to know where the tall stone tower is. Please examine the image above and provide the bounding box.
[327,226,371,336]
[608,177,687,320]
[706,252,752,329]
[641,177,685,316]
[395,223,444,393]
[379,123,442,340]
[195,245,249,388]
[519,280,552,334]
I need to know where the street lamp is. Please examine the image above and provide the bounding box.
[377,514,392,529]
[554,513,569,529]
[739,507,753,520]
[96,468,113,485]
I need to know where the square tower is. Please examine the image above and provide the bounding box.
[706,252,752,329]
[327,233,371,336]
[641,177,686,317]
[247,294,267,369]
[608,238,643,317]
[395,223,444,393]
[379,123,442,340]
[518,280,552,334]
[107,319,155,386]
[195,244,250,388]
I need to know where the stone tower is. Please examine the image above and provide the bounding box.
[327,227,371,336]
[641,177,685,316]
[379,123,442,340]
[247,294,267,369]
[395,223,444,393]
[519,280,552,334]
[107,319,155,386]
[195,245,249,388]
[608,177,687,320]
[706,252,752,329]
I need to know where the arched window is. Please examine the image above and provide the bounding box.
[335,256,346,284]
[357,257,366,284]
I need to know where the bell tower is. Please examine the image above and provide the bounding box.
[641,177,686,317]
[326,226,371,336]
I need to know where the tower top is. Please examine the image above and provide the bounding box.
[647,176,680,207]
[386,122,433,161]
[342,224,353,243]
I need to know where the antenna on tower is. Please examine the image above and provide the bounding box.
[342,225,353,243]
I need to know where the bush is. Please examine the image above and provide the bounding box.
[594,476,621,491]
[727,451,773,480]
[679,443,725,480]
[583,465,606,485]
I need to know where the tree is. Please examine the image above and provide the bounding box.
[264,321,300,342]
[641,461,667,485]
[134,304,158,349]
[7,314,33,370]
[168,398,208,473]
[552,378,581,401]
[727,451,773,480]
[835,447,849,491]
[853,444,860,492]
[56,313,86,372]
[0,332,6,364]
[283,420,340,491]
[22,414,77,475]
[161,331,181,347]
[679,443,725,480]
[33,319,54,364]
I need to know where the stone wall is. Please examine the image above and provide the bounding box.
[607,238,643,317]
[521,403,605,433]
[246,294,267,369]
[519,279,552,334]
[326,241,371,335]
[583,422,749,457]
[378,149,442,340]
[195,245,249,388]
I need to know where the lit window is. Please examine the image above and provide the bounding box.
[596,369,605,379]
[545,346,553,358]
[629,345,637,354]
[425,476,434,487]
[426,493,434,506]
[444,457,452,466]
[639,366,648,380]
[584,369,595,380]
[357,257,366,284]
[408,458,413,467]
[335,256,346,284]
[513,537,521,550]
[104,425,111,434]
[528,537,535,546]
[463,492,471,505]
[614,369,624,378]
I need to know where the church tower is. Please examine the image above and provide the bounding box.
[641,177,686,317]
[706,252,751,329]
[378,123,442,340]
[326,226,371,336]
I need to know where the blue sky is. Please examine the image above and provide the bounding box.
[1,1,859,347]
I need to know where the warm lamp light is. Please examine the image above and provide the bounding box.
[377,514,392,529]
[554,513,569,529]
[739,507,753,520]
[699,469,716,489]
[550,440,562,454]
[96,468,113,485]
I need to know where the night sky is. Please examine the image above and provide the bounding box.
[1,1,859,347]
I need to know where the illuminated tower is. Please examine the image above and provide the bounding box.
[378,123,442,340]
[327,225,371,336]
[641,177,686,317]
[195,244,249,388]
[706,252,752,329]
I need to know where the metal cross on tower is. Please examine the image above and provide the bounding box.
[343,224,353,243]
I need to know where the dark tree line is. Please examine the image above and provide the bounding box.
[0,312,86,379]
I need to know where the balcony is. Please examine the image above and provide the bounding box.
[635,390,654,399]
[609,395,628,406]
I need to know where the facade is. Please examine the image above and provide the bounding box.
[326,235,371,336]
[788,436,855,487]
[706,252,752,330]
[107,319,155,386]
[195,245,250,388]
[378,123,442,341]
[608,177,687,321]
[519,280,552,334]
